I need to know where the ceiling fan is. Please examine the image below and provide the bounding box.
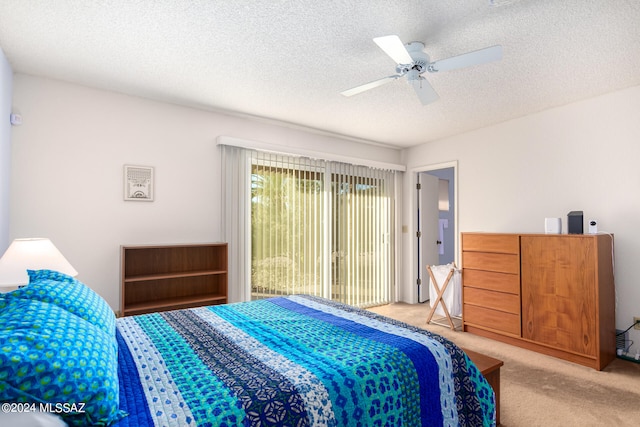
[341,35,503,105]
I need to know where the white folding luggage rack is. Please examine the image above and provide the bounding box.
[425,264,462,331]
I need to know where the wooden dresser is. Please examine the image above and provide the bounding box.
[462,233,615,370]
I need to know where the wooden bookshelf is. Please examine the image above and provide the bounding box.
[121,243,228,316]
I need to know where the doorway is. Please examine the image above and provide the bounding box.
[415,163,457,303]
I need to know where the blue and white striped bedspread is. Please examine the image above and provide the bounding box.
[114,295,495,426]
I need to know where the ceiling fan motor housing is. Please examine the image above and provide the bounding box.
[396,42,430,77]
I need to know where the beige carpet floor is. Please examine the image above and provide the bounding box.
[367,303,640,426]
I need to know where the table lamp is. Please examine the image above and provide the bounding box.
[0,238,78,289]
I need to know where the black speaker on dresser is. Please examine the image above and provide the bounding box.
[568,211,583,234]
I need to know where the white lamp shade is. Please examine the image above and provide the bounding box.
[0,238,78,286]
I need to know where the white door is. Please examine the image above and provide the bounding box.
[417,173,440,301]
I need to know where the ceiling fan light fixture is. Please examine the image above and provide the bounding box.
[406,69,421,81]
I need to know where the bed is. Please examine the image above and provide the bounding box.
[0,270,496,426]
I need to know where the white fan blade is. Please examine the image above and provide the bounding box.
[409,77,439,105]
[373,35,413,65]
[341,75,401,97]
[429,45,503,73]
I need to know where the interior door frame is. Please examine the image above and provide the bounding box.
[409,160,459,304]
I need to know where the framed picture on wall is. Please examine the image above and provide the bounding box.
[124,165,154,201]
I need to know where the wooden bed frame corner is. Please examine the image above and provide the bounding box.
[463,348,503,425]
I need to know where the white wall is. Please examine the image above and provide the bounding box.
[401,84,640,348]
[0,48,12,252]
[10,74,402,311]
[12,72,640,348]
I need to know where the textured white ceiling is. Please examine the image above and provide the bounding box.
[1,1,639,148]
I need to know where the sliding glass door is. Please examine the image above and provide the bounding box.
[330,164,393,307]
[251,158,325,299]
[249,151,395,308]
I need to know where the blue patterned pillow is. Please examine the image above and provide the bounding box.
[0,297,126,426]
[4,270,115,336]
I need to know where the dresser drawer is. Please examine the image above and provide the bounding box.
[462,233,520,254]
[463,252,520,274]
[463,269,520,294]
[464,287,520,314]
[464,304,521,336]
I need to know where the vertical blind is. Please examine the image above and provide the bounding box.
[329,162,394,307]
[221,145,395,308]
[250,152,325,299]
